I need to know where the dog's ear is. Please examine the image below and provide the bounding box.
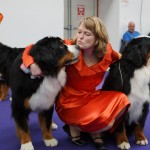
[127,47,142,66]
[123,41,143,66]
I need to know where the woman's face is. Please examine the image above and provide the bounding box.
[76,22,96,50]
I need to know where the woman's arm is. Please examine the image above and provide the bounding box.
[22,44,34,68]
[21,39,73,77]
[22,44,42,77]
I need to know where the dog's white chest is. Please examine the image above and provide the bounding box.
[128,65,150,124]
[29,67,66,111]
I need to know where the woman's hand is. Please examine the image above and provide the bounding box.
[30,63,43,78]
[118,53,122,59]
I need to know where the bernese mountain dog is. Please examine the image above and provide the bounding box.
[102,36,150,149]
[0,40,58,129]
[10,37,79,150]
[0,42,24,100]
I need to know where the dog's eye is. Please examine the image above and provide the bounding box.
[60,44,64,49]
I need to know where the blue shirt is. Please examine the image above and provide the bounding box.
[123,31,140,42]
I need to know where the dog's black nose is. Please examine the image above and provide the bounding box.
[75,45,80,50]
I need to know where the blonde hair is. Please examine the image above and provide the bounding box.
[73,16,109,58]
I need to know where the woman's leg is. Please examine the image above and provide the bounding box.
[63,124,86,146]
[90,132,107,150]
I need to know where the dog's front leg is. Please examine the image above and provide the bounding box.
[38,108,58,147]
[134,124,148,145]
[0,83,9,100]
[15,122,34,150]
[134,102,149,145]
[115,120,131,149]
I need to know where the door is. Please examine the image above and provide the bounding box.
[64,0,98,39]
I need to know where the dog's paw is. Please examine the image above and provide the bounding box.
[117,141,131,149]
[20,142,34,150]
[44,138,58,147]
[9,97,12,101]
[136,139,148,145]
[51,122,58,130]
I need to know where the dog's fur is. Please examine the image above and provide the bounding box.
[0,43,24,100]
[0,41,58,129]
[10,37,79,150]
[102,36,150,149]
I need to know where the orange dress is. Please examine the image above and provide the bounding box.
[56,43,130,133]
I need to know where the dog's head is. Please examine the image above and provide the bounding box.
[122,36,150,67]
[29,37,79,76]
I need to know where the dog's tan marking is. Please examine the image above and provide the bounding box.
[116,128,131,149]
[0,83,9,100]
[59,53,74,67]
[15,123,31,144]
[147,53,150,58]
[145,53,150,66]
[115,126,129,145]
[38,113,53,140]
[115,131,129,145]
[24,98,31,109]
[134,125,147,142]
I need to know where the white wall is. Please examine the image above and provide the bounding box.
[140,0,150,34]
[99,0,120,51]
[121,0,150,36]
[120,0,142,38]
[1,0,150,50]
[120,0,150,47]
[99,0,150,51]
[0,0,64,47]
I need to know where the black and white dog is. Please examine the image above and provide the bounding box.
[102,36,150,149]
[10,37,79,150]
[0,41,58,129]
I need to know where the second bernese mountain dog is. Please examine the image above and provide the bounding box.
[102,36,150,149]
[10,37,79,150]
[0,42,24,100]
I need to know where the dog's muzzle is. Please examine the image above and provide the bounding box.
[66,45,80,65]
[64,57,79,66]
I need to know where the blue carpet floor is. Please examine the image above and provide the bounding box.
[0,93,150,150]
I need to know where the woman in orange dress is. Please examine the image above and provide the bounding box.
[22,16,130,150]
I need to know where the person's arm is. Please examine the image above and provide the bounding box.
[22,44,42,77]
[22,40,74,67]
[107,43,121,63]
[63,39,74,45]
[22,44,34,68]
[118,52,122,59]
[22,39,73,77]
